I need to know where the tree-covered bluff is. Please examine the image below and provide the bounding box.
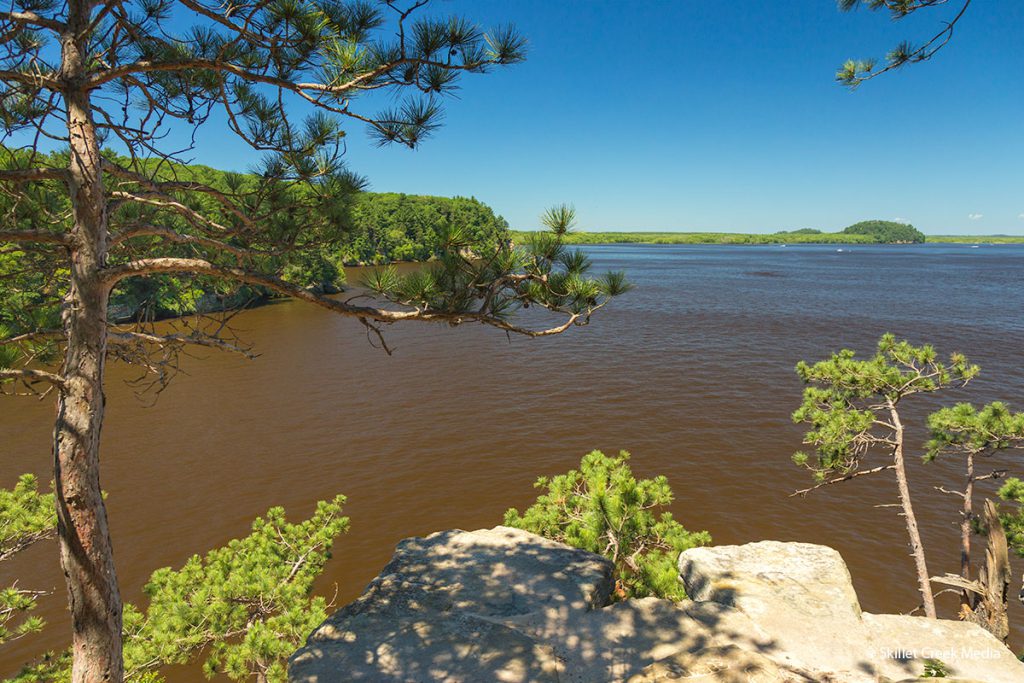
[0,151,511,324]
[841,220,925,243]
[111,158,513,269]
[113,189,512,319]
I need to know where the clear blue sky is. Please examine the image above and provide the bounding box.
[189,1,1024,234]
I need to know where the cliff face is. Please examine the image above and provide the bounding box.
[289,527,1023,682]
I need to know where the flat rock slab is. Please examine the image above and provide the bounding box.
[289,527,614,682]
[626,645,825,683]
[290,530,1024,683]
[679,543,1024,683]
[863,612,1024,682]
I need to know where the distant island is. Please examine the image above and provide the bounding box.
[513,220,1024,245]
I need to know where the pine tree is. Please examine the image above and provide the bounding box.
[12,495,349,683]
[926,402,1024,587]
[0,2,630,679]
[505,450,710,600]
[791,333,977,618]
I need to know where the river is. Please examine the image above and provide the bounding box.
[2,242,1023,678]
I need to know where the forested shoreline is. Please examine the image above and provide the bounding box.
[102,190,512,321]
[0,148,512,325]
[520,231,1024,245]
[513,220,1022,245]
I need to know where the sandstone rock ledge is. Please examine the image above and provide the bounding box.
[288,527,1023,682]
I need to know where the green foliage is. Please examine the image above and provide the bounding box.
[920,657,950,678]
[996,478,1024,558]
[926,401,1024,560]
[835,1,968,88]
[8,651,74,683]
[13,496,349,683]
[129,496,348,682]
[793,334,977,479]
[0,474,55,561]
[340,193,511,265]
[842,220,925,244]
[504,450,710,600]
[0,586,45,645]
[0,148,512,325]
[0,475,55,647]
[513,230,1024,246]
[925,402,1024,462]
[365,206,629,324]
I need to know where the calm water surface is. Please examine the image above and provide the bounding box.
[2,243,1023,677]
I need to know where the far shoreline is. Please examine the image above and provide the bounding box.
[510,230,1024,246]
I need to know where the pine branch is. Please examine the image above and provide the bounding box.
[100,257,590,337]
[0,229,69,245]
[0,168,67,183]
[0,368,65,387]
[108,331,258,359]
[0,10,67,33]
[790,463,896,497]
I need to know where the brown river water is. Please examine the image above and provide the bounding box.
[2,243,1023,679]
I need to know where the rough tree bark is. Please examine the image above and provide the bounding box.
[889,401,936,619]
[960,451,975,608]
[54,0,124,680]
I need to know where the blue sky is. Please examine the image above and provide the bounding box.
[190,1,1023,234]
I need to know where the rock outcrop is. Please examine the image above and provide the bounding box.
[289,528,1024,682]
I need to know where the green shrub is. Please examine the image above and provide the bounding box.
[11,495,349,683]
[504,450,710,600]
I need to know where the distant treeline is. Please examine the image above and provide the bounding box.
[925,235,1024,244]
[513,220,948,245]
[513,231,878,245]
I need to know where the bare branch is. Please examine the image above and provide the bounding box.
[0,229,69,245]
[108,330,258,359]
[109,191,235,233]
[102,160,254,228]
[0,529,56,562]
[110,225,269,260]
[935,485,968,500]
[0,167,67,183]
[0,368,65,388]
[790,463,896,497]
[0,9,67,33]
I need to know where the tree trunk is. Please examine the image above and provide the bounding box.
[959,452,974,608]
[889,402,936,619]
[56,1,124,680]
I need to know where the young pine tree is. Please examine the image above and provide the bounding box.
[792,334,977,619]
[505,450,710,600]
[925,403,1024,584]
[12,495,349,683]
